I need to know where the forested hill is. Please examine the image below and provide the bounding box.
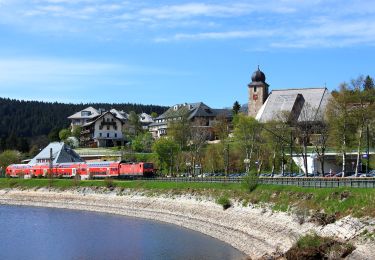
[0,97,167,139]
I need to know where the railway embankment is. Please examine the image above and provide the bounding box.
[0,186,374,259]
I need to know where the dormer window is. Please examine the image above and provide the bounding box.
[81,111,91,117]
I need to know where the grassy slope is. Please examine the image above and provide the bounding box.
[1,178,375,218]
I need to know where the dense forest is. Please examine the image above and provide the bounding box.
[0,97,167,152]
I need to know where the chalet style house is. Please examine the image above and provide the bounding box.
[80,111,124,147]
[149,102,232,139]
[67,107,155,147]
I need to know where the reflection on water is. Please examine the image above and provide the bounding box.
[0,205,246,260]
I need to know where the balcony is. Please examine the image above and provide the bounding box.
[101,121,116,126]
[81,129,91,134]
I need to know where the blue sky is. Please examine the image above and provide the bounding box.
[0,0,374,108]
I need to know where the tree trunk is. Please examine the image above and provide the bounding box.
[321,149,325,177]
[303,139,308,177]
[355,125,364,177]
[342,131,346,177]
[281,145,285,176]
[342,152,346,177]
[271,150,276,176]
[257,159,263,175]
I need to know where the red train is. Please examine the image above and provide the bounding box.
[5,161,155,179]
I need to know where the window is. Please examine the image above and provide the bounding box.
[115,133,117,138]
[81,111,91,116]
[107,125,110,130]
[107,133,110,138]
[99,133,102,137]
[254,86,257,92]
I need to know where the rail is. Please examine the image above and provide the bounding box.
[138,176,375,188]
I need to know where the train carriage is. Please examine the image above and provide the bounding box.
[119,162,154,177]
[86,161,120,178]
[6,161,154,179]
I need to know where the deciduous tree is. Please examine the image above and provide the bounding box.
[152,138,179,176]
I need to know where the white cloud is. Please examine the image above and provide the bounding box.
[155,29,278,42]
[0,1,374,49]
[139,3,253,20]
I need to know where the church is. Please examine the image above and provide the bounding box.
[246,67,335,175]
[247,67,331,124]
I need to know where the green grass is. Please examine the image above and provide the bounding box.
[1,178,375,218]
[285,233,355,259]
[216,195,232,210]
[296,233,327,249]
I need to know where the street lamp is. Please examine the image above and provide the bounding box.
[244,158,250,174]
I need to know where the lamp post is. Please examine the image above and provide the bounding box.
[244,158,250,175]
[255,160,259,175]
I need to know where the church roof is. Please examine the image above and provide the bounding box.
[256,87,331,123]
[28,142,84,165]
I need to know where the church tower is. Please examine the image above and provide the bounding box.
[248,66,269,118]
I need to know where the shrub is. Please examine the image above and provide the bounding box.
[8,179,18,188]
[72,175,81,187]
[285,233,355,259]
[296,233,324,249]
[104,177,115,190]
[242,171,258,192]
[216,195,232,210]
[18,171,25,179]
[310,211,336,226]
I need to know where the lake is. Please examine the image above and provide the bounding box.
[0,205,246,260]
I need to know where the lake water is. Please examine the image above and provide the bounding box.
[0,205,246,260]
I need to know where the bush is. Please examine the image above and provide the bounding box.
[285,233,355,259]
[242,171,258,192]
[296,233,324,249]
[216,195,232,210]
[104,177,115,190]
[8,179,18,188]
[310,211,336,226]
[72,175,81,186]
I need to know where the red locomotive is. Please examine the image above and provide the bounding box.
[5,161,155,179]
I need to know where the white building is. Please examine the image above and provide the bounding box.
[67,106,100,130]
[80,111,124,147]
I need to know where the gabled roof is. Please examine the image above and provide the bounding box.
[139,113,154,123]
[256,87,331,123]
[83,111,125,127]
[68,106,100,119]
[28,142,84,165]
[110,109,127,120]
[150,102,232,126]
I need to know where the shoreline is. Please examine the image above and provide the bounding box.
[0,187,373,259]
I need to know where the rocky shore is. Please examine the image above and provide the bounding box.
[0,187,373,259]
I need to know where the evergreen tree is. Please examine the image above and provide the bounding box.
[232,101,241,115]
[363,75,374,91]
